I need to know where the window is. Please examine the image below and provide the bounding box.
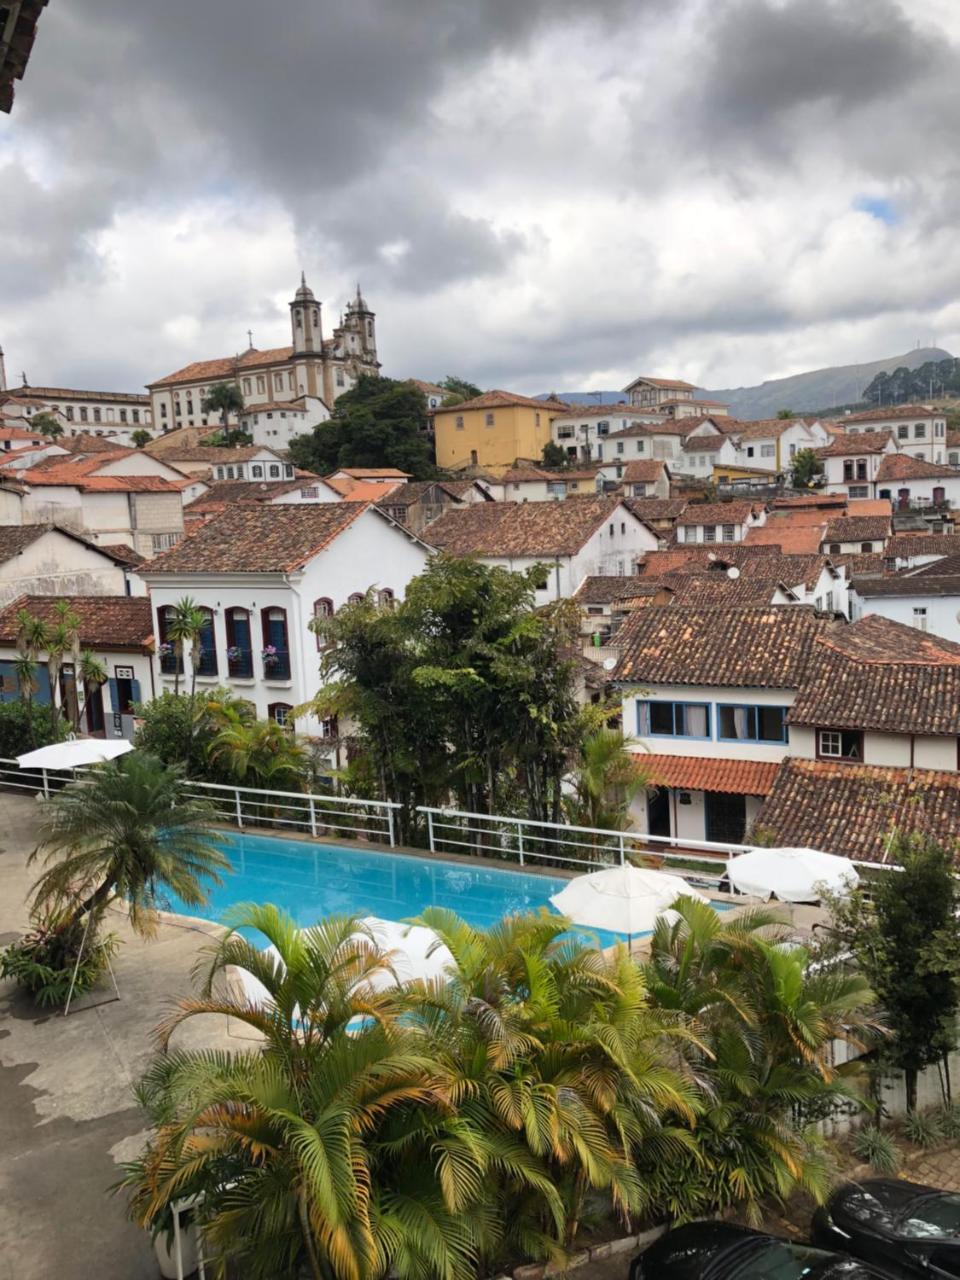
[915,422,926,438]
[860,542,873,553]
[348,592,364,605]
[284,464,293,478]
[251,464,263,478]
[617,442,625,455]
[319,715,339,740]
[722,524,735,542]
[898,424,909,439]
[535,412,541,427]
[257,376,266,394]
[818,728,863,760]
[65,406,74,421]
[557,426,573,439]
[261,606,291,679]
[848,485,869,498]
[703,525,717,542]
[269,464,280,478]
[636,439,645,454]
[185,400,193,415]
[717,704,788,744]
[120,409,127,423]
[825,591,834,611]
[608,523,614,536]
[268,703,293,727]
[243,378,252,395]
[597,421,609,436]
[639,700,711,738]
[485,412,495,427]
[455,415,464,430]
[93,408,101,423]
[378,588,395,608]
[760,443,775,458]
[157,606,183,675]
[300,486,320,499]
[828,542,841,555]
[632,483,646,497]
[80,407,89,423]
[226,466,235,479]
[160,404,167,418]
[216,466,225,480]
[336,368,345,387]
[313,598,334,650]
[225,607,253,677]
[914,606,928,631]
[547,481,567,498]
[151,533,180,553]
[196,608,218,677]
[746,446,754,458]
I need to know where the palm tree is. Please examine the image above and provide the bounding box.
[208,705,306,791]
[201,380,245,434]
[641,897,880,1223]
[16,607,48,711]
[166,596,208,696]
[563,729,649,832]
[13,652,38,705]
[74,650,108,732]
[28,752,228,936]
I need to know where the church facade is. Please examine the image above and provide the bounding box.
[146,277,379,433]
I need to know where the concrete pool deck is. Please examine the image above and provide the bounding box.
[0,794,238,1280]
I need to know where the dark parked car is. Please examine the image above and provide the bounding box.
[629,1221,892,1279]
[813,1178,960,1277]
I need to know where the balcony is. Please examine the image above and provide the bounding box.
[261,647,291,681]
[195,648,219,678]
[227,648,253,679]
[158,646,182,676]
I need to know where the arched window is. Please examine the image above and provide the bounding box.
[261,607,290,678]
[156,606,182,675]
[313,598,334,651]
[348,592,364,605]
[378,588,394,608]
[251,464,263,479]
[225,607,252,678]
[267,702,293,727]
[196,607,218,677]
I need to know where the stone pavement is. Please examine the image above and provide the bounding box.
[904,1142,960,1191]
[0,793,237,1280]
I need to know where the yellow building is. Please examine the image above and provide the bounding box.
[433,390,570,473]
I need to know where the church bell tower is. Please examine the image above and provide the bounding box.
[289,273,323,355]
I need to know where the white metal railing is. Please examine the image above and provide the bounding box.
[0,756,79,796]
[180,779,400,846]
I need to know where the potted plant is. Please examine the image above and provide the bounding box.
[261,644,279,670]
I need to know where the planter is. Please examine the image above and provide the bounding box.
[154,1223,199,1278]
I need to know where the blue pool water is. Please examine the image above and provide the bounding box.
[163,831,724,950]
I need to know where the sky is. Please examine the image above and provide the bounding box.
[3,0,960,398]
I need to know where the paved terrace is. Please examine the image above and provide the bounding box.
[0,794,235,1280]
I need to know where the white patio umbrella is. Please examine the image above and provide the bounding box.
[725,846,858,904]
[549,866,708,947]
[17,738,133,770]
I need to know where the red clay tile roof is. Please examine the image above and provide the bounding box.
[640,754,780,797]
[817,433,894,457]
[98,542,146,567]
[143,503,368,574]
[647,417,724,437]
[149,348,297,388]
[424,496,632,558]
[822,516,892,544]
[574,575,660,605]
[183,478,312,513]
[623,498,688,522]
[847,498,894,516]
[730,419,794,439]
[833,552,888,577]
[682,435,729,453]
[852,572,960,598]
[660,574,797,606]
[840,404,941,424]
[752,759,960,863]
[16,468,188,493]
[324,476,405,501]
[155,445,281,463]
[621,460,668,483]
[0,594,153,650]
[743,525,828,554]
[4,383,148,405]
[553,403,649,418]
[500,466,600,484]
[335,468,412,479]
[613,605,831,687]
[433,390,570,414]
[885,533,960,561]
[636,545,781,577]
[913,552,960,577]
[789,615,960,735]
[876,453,960,482]
[624,376,696,391]
[677,501,759,526]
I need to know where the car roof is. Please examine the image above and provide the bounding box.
[637,1222,781,1280]
[831,1179,946,1232]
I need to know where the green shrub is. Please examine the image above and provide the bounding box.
[0,700,69,759]
[133,689,242,783]
[0,908,118,1007]
[939,1103,960,1139]
[852,1124,900,1174]
[902,1109,943,1147]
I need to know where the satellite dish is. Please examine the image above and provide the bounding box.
[603,656,617,671]
[727,566,741,579]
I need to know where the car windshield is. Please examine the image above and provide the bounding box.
[898,1193,960,1239]
[730,1241,856,1279]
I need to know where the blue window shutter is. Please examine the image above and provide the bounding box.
[0,661,15,702]
[35,666,51,704]
[130,680,141,707]
[108,679,120,713]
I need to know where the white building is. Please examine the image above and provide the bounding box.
[677,433,739,476]
[141,503,431,738]
[0,593,155,740]
[551,404,663,462]
[850,567,960,644]
[424,496,661,602]
[0,524,142,607]
[595,458,672,498]
[675,501,767,545]
[820,513,892,556]
[499,466,603,502]
[147,278,379,433]
[835,404,948,465]
[613,605,832,844]
[874,454,960,509]
[0,382,154,437]
[622,375,699,409]
[817,433,897,499]
[241,395,330,450]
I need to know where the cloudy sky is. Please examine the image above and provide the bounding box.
[3,0,960,397]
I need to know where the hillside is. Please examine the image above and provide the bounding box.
[703,346,952,419]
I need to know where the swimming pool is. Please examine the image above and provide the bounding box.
[163,831,723,950]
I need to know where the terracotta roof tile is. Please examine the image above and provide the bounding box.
[144,503,367,574]
[789,615,960,734]
[553,403,649,419]
[624,376,696,391]
[847,498,894,516]
[4,383,149,405]
[852,572,960,598]
[621,460,669,483]
[424,496,630,558]
[885,533,960,561]
[623,498,688,522]
[574,575,658,605]
[0,594,153,650]
[682,435,729,453]
[822,516,892,544]
[613,605,831,687]
[876,453,960,482]
[840,403,941,423]
[660,574,797,606]
[753,759,960,863]
[677,501,759,526]
[636,545,781,577]
[816,433,894,457]
[149,347,296,388]
[640,754,779,797]
[433,389,570,414]
[183,477,312,513]
[743,525,827,554]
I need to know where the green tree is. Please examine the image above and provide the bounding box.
[790,447,824,489]
[74,650,107,733]
[776,408,794,419]
[563,730,649,831]
[27,752,228,936]
[541,440,568,469]
[13,652,38,705]
[288,375,435,479]
[823,835,960,1112]
[165,596,208,697]
[437,375,483,405]
[29,411,63,437]
[130,428,152,448]
[16,601,80,733]
[134,688,249,782]
[642,897,879,1221]
[0,700,68,757]
[201,380,245,433]
[207,701,307,791]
